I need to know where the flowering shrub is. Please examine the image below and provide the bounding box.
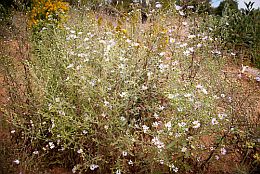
[2,5,259,174]
[29,0,69,30]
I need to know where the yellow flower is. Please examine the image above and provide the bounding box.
[29,0,69,29]
[121,29,127,34]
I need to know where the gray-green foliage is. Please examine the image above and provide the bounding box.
[5,6,259,174]
[7,9,231,173]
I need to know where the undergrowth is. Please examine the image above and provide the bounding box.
[1,3,259,174]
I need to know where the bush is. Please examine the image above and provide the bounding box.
[212,2,260,68]
[28,0,69,31]
[2,6,259,174]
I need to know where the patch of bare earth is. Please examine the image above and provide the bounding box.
[206,61,260,174]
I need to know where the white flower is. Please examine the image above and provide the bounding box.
[159,105,165,110]
[197,43,203,48]
[119,92,127,98]
[152,121,159,128]
[142,125,149,133]
[181,147,187,152]
[201,88,208,95]
[155,2,162,8]
[90,164,99,170]
[228,96,232,102]
[151,136,165,149]
[154,113,159,119]
[165,121,172,130]
[120,116,126,122]
[212,50,221,55]
[180,43,188,47]
[77,148,83,154]
[49,142,55,149]
[58,110,65,116]
[220,148,227,155]
[82,130,88,134]
[170,164,179,172]
[192,120,201,129]
[99,40,106,44]
[104,100,110,106]
[169,37,175,43]
[184,93,192,98]
[132,42,139,47]
[175,133,181,138]
[178,122,186,127]
[68,34,78,40]
[187,136,193,141]
[196,84,203,89]
[13,159,20,164]
[159,159,164,164]
[116,169,121,174]
[175,5,182,10]
[33,151,39,155]
[11,130,15,134]
[159,52,165,56]
[196,84,208,94]
[128,160,133,165]
[102,113,106,118]
[147,71,153,80]
[179,11,185,16]
[158,63,168,72]
[188,47,194,52]
[182,22,188,26]
[177,107,183,112]
[55,97,60,103]
[70,30,75,34]
[122,151,127,157]
[77,53,87,58]
[84,37,89,41]
[188,35,196,39]
[211,118,219,125]
[231,52,236,56]
[168,94,175,99]
[220,94,225,98]
[141,85,148,90]
[87,32,94,37]
[72,166,77,173]
[66,63,74,69]
[183,50,191,56]
[78,31,83,35]
[187,6,194,9]
[126,39,132,43]
[215,155,220,160]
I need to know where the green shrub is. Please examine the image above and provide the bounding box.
[212,2,260,68]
